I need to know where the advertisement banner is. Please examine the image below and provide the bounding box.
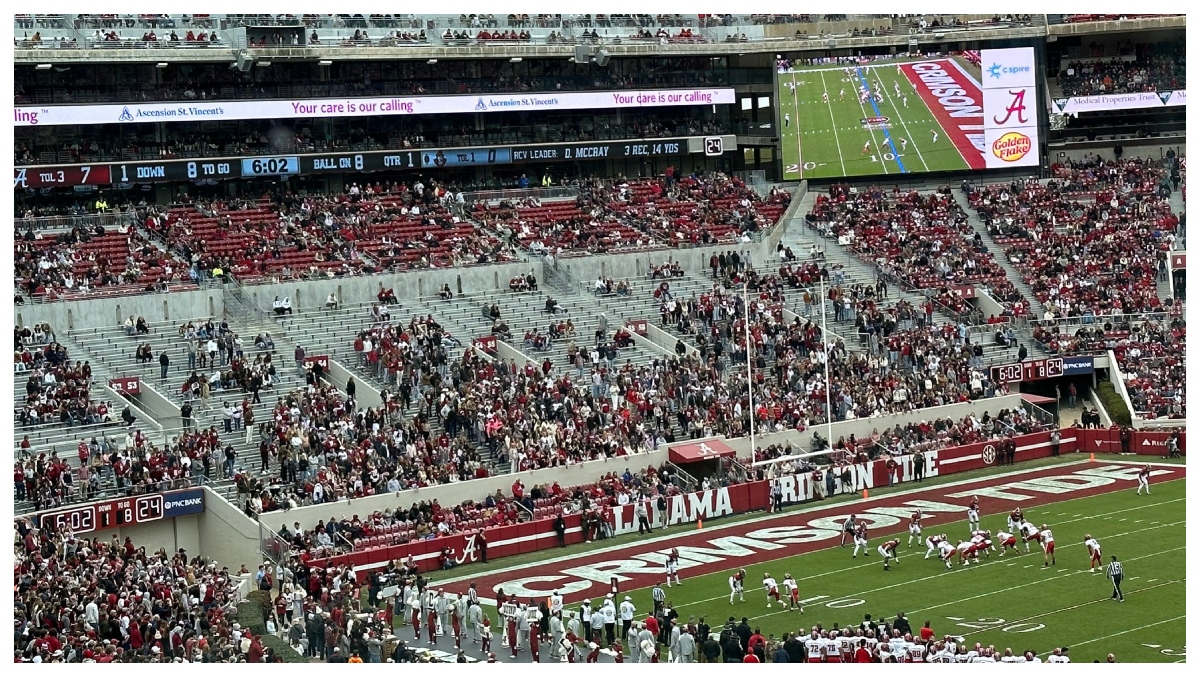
[625,319,648,335]
[1075,428,1184,456]
[307,430,1076,575]
[1052,90,1186,115]
[1170,253,1186,269]
[108,376,141,395]
[981,48,1037,89]
[984,126,1040,169]
[13,88,737,128]
[1062,355,1095,376]
[984,87,1038,129]
[163,488,206,517]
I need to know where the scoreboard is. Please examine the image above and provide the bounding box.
[33,488,204,534]
[991,356,1095,384]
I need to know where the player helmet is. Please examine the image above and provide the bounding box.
[1041,524,1048,530]
[1085,534,1091,540]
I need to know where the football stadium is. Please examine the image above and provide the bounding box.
[11,11,1187,665]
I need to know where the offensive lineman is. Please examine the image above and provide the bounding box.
[924,533,944,560]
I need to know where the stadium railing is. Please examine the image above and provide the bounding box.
[15,209,127,232]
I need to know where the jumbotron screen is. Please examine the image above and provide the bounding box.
[779,48,1040,179]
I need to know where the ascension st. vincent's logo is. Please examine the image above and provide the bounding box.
[118,106,135,121]
[475,97,487,111]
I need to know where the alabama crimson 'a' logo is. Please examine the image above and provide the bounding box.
[993,89,1029,126]
[456,533,481,565]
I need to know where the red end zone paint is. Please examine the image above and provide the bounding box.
[900,60,985,169]
[447,463,1182,602]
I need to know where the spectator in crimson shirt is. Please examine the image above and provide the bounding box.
[511,480,524,500]
[747,628,766,656]
[920,620,935,641]
[743,652,760,663]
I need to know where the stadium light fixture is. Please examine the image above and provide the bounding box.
[427,58,437,64]
[509,57,522,63]
[156,62,169,68]
[36,63,52,69]
[256,60,272,67]
[318,59,332,65]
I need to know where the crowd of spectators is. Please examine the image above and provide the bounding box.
[1113,319,1185,419]
[16,339,98,429]
[1057,39,1186,97]
[968,157,1178,319]
[14,224,179,303]
[285,462,694,556]
[807,185,1022,315]
[14,519,248,663]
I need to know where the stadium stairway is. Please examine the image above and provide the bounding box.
[950,188,1050,319]
[268,299,504,472]
[65,316,311,503]
[777,216,1027,366]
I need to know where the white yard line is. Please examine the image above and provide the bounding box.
[434,459,1093,586]
[871,64,930,171]
[818,70,849,176]
[790,71,803,176]
[1066,615,1187,647]
[847,68,889,174]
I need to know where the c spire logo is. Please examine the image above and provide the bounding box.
[987,63,1003,79]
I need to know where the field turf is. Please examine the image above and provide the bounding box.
[611,474,1186,663]
[777,59,978,179]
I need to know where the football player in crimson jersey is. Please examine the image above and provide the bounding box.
[1007,507,1025,533]
[851,522,870,558]
[995,530,1019,557]
[1085,535,1103,572]
[1137,464,1152,494]
[878,539,901,570]
[907,511,923,547]
[728,568,745,604]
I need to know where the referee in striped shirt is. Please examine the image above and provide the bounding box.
[1107,556,1125,602]
[652,584,666,615]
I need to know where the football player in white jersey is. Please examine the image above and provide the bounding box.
[938,540,957,569]
[924,533,944,560]
[995,529,1019,557]
[782,574,803,612]
[1041,525,1056,567]
[1020,521,1041,552]
[804,630,825,663]
[1085,534,1103,572]
[762,573,781,608]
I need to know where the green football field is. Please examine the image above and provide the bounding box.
[610,476,1186,663]
[778,59,976,180]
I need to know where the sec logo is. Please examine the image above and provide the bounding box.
[982,445,997,465]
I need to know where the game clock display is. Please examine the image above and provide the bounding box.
[991,358,1064,384]
[38,495,164,533]
[240,156,300,177]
